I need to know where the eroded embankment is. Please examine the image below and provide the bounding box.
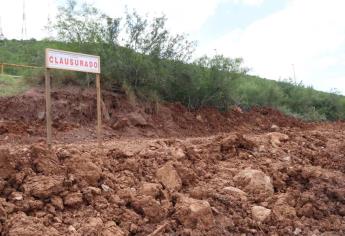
[0,87,307,145]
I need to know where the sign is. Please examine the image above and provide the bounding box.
[44,48,102,149]
[45,48,100,74]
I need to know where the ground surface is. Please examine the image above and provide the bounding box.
[0,88,344,235]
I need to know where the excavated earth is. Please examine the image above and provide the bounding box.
[0,87,344,235]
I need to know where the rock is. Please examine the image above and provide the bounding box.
[273,204,297,221]
[30,144,64,175]
[129,223,138,233]
[282,156,291,162]
[148,222,169,236]
[294,228,302,235]
[23,175,64,198]
[77,217,103,235]
[93,195,109,210]
[196,115,203,122]
[270,124,280,132]
[102,221,125,236]
[258,145,266,152]
[10,172,27,188]
[3,212,59,236]
[268,132,289,147]
[63,192,83,207]
[67,225,76,232]
[189,186,209,200]
[174,164,198,186]
[233,168,274,197]
[66,154,102,186]
[140,182,162,198]
[53,216,62,223]
[50,196,64,210]
[156,163,182,192]
[112,118,129,130]
[123,158,140,172]
[128,112,148,126]
[233,106,243,113]
[85,186,102,195]
[251,206,271,222]
[297,203,313,217]
[56,148,72,160]
[9,192,23,201]
[223,186,247,200]
[27,198,44,211]
[37,111,45,120]
[272,193,297,221]
[171,147,186,160]
[175,196,215,230]
[0,197,15,215]
[117,188,135,204]
[132,196,167,223]
[46,204,56,214]
[101,184,111,192]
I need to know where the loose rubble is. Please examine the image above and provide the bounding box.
[0,88,344,235]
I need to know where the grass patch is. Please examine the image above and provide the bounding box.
[0,74,30,96]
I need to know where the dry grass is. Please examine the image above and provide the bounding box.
[0,74,30,96]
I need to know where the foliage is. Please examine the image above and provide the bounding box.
[0,74,29,96]
[228,76,345,121]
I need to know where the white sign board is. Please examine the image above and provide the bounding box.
[45,48,100,73]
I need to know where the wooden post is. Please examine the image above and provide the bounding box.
[45,69,52,149]
[1,64,3,74]
[96,74,102,148]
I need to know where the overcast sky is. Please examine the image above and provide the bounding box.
[1,0,345,94]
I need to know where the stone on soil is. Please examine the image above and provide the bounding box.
[77,217,103,235]
[23,175,64,198]
[140,182,162,198]
[251,205,271,222]
[223,186,247,200]
[233,168,274,197]
[156,163,182,192]
[175,196,215,230]
[268,132,289,147]
[50,196,64,210]
[63,192,83,207]
[132,196,167,223]
[128,112,148,126]
[66,154,102,186]
[4,212,59,236]
[102,221,125,236]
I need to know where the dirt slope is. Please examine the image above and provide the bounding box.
[0,87,305,144]
[0,88,344,235]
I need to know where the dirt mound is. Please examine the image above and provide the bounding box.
[0,124,344,235]
[0,87,308,144]
[0,87,344,235]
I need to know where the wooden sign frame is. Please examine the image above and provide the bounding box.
[45,48,102,149]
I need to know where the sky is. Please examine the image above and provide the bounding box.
[1,0,345,94]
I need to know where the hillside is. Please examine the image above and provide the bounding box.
[1,39,345,121]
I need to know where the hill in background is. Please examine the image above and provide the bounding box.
[1,39,345,121]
